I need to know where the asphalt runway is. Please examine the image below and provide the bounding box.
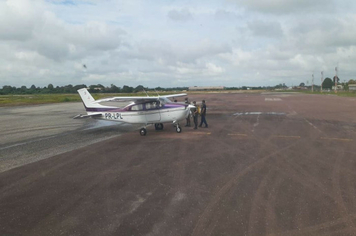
[2,92,356,236]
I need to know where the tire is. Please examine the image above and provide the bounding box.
[176,126,181,133]
[140,128,147,136]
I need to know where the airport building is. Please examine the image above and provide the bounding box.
[349,84,356,91]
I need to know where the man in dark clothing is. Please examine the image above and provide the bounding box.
[192,101,198,129]
[185,97,191,127]
[199,100,208,128]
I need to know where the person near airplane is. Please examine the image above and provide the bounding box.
[192,101,198,129]
[199,100,208,128]
[185,97,191,127]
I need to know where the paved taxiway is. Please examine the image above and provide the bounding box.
[2,92,356,236]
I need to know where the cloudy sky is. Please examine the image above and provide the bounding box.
[1,0,356,88]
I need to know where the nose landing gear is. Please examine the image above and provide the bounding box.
[176,125,181,133]
[140,128,147,136]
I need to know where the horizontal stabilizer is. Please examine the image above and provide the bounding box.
[73,113,102,119]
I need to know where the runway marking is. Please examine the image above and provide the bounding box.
[265,98,282,101]
[233,112,286,116]
[227,133,248,136]
[252,114,260,133]
[303,118,323,133]
[271,135,301,139]
[190,132,211,135]
[320,137,353,142]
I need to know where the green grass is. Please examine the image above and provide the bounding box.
[300,90,356,97]
[0,94,80,106]
[3,90,355,107]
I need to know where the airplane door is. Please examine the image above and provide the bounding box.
[145,101,161,123]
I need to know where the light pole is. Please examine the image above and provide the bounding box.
[334,66,338,93]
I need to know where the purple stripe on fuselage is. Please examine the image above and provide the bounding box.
[85,103,186,112]
[85,107,127,112]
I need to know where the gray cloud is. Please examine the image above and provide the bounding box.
[247,20,283,38]
[167,8,193,21]
[214,9,240,21]
[231,0,334,14]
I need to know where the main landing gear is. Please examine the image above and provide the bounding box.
[139,123,182,136]
[140,128,147,136]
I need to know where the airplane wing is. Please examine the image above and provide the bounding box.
[94,97,159,103]
[94,93,187,103]
[73,113,102,119]
[163,93,187,98]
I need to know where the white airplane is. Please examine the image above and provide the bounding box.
[75,88,194,136]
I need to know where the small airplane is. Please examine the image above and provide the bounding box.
[75,88,195,136]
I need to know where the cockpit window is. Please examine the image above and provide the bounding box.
[159,97,170,104]
[145,101,160,109]
[131,104,144,111]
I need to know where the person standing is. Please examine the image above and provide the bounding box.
[199,100,208,128]
[192,101,198,129]
[185,97,191,127]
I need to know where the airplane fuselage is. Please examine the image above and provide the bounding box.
[87,103,189,125]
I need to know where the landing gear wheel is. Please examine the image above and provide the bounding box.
[176,126,182,133]
[140,128,147,136]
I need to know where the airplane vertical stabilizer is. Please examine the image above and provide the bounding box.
[77,88,115,110]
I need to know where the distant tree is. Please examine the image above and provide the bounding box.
[322,77,333,89]
[348,79,356,84]
[134,85,145,93]
[108,84,120,93]
[155,86,164,91]
[274,83,286,89]
[122,85,133,93]
[333,76,340,84]
[1,85,15,94]
[299,82,305,87]
[48,84,54,90]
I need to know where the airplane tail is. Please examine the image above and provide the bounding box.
[77,88,115,110]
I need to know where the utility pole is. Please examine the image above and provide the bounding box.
[321,71,324,92]
[334,66,338,93]
[312,74,314,92]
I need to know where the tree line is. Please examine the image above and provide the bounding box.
[0,84,189,95]
[0,83,282,95]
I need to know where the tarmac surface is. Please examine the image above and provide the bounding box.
[1,92,356,236]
